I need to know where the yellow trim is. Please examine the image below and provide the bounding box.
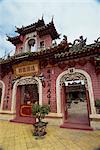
[20,105,32,117]
[12,61,40,77]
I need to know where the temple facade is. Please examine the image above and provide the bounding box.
[0,18,100,130]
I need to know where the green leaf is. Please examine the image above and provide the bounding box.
[32,103,50,122]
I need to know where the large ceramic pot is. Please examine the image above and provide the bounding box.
[33,121,48,137]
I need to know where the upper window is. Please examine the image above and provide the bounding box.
[40,41,44,48]
[28,39,35,52]
[28,39,35,47]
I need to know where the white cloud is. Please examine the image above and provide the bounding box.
[0,35,15,57]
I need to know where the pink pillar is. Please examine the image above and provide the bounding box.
[16,86,21,117]
[61,84,67,121]
[85,88,91,125]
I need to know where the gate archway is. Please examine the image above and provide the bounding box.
[11,76,42,113]
[56,68,96,117]
[0,80,5,111]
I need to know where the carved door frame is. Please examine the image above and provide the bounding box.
[11,76,42,113]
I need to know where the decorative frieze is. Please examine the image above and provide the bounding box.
[47,69,51,105]
[90,56,100,74]
[17,78,39,86]
[13,61,39,77]
[58,62,66,70]
[60,71,87,86]
[4,73,12,110]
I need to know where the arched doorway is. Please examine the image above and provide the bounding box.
[11,76,42,123]
[0,80,5,111]
[63,80,89,124]
[16,78,39,117]
[56,68,96,129]
[11,76,42,114]
[19,83,39,105]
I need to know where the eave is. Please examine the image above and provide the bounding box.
[15,19,45,35]
[0,42,100,66]
[7,35,22,46]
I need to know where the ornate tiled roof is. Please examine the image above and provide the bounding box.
[7,35,23,46]
[37,21,60,40]
[55,36,100,60]
[15,18,45,34]
[7,18,59,45]
[94,56,100,61]
[1,36,100,65]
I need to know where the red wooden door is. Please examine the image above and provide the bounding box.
[16,86,21,117]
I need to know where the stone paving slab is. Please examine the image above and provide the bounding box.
[0,121,100,150]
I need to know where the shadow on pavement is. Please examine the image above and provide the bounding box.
[94,148,100,150]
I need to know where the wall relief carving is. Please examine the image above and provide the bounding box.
[60,72,87,86]
[17,78,39,86]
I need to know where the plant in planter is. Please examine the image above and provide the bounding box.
[32,103,50,137]
[95,99,100,114]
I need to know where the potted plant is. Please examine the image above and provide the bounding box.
[95,99,100,114]
[32,102,50,137]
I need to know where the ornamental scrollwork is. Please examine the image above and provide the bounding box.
[17,78,39,86]
[60,72,87,86]
[94,37,100,43]
[69,36,87,51]
[94,37,100,46]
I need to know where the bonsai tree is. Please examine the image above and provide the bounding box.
[32,102,50,137]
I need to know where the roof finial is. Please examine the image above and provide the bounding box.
[51,16,54,24]
[15,26,20,31]
[15,26,17,29]
[6,34,10,39]
[42,14,44,20]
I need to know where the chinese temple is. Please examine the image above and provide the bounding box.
[0,17,100,130]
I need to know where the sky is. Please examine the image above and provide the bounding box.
[0,0,100,57]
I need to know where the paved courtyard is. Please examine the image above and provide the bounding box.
[0,121,100,150]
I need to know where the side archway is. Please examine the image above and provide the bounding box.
[56,68,96,116]
[11,76,42,113]
[0,80,5,111]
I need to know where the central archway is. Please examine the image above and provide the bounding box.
[11,76,42,113]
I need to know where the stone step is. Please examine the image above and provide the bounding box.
[60,123,93,131]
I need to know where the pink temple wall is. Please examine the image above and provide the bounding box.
[15,35,26,54]
[15,34,52,54]
[1,59,100,114]
[37,34,52,48]
[41,60,100,113]
[2,72,13,111]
